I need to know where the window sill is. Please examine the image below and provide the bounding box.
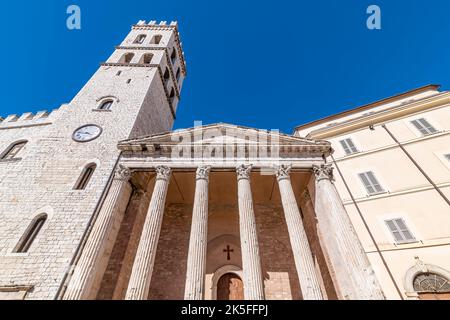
[366,191,388,197]
[394,240,419,246]
[92,109,112,112]
[0,157,22,163]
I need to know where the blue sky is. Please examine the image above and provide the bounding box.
[1,0,450,134]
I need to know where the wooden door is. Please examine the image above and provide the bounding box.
[217,273,244,300]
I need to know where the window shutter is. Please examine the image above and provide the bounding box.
[358,171,384,195]
[385,218,416,244]
[366,171,384,193]
[340,138,358,155]
[411,118,437,135]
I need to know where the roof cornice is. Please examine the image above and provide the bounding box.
[305,91,450,139]
[294,84,441,133]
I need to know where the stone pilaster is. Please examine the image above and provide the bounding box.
[236,164,265,300]
[184,166,211,300]
[313,164,385,300]
[125,166,171,300]
[63,164,133,300]
[275,165,324,300]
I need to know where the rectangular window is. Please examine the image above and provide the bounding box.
[445,154,450,163]
[339,138,358,155]
[411,118,437,135]
[358,171,385,195]
[385,218,416,244]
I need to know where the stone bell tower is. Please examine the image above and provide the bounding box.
[0,20,186,300]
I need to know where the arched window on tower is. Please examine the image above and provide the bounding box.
[163,68,170,85]
[1,140,27,160]
[141,53,153,64]
[122,53,134,64]
[134,34,146,44]
[171,48,177,64]
[74,163,97,190]
[98,100,113,111]
[14,213,47,253]
[150,35,163,45]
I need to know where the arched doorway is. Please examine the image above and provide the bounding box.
[217,273,244,300]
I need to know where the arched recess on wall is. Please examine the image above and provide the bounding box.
[211,265,243,300]
[404,258,450,299]
[13,213,48,253]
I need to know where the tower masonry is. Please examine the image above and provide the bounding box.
[0,20,186,300]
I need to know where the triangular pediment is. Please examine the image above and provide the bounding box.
[118,123,332,157]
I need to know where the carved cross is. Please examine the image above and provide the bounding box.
[223,245,234,261]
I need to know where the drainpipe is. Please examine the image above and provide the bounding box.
[330,153,404,300]
[54,153,122,300]
[381,124,450,206]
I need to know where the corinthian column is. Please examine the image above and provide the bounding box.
[125,166,171,300]
[63,164,133,300]
[184,166,211,300]
[236,164,265,300]
[313,164,385,300]
[275,165,323,300]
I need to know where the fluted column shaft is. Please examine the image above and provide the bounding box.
[313,164,385,300]
[275,165,324,300]
[184,166,211,300]
[125,166,171,300]
[236,164,265,300]
[63,165,133,300]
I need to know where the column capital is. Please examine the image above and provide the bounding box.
[114,164,132,181]
[274,164,292,181]
[313,164,334,182]
[196,166,211,181]
[236,164,253,181]
[155,166,172,181]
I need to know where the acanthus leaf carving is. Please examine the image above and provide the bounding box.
[313,164,334,181]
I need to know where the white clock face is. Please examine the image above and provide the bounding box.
[73,125,102,142]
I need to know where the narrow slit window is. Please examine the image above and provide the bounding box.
[163,68,170,84]
[339,138,358,155]
[74,164,97,190]
[411,118,437,136]
[169,88,175,103]
[1,141,27,160]
[14,214,47,253]
[176,67,181,82]
[171,48,177,64]
[358,171,385,195]
[385,218,416,244]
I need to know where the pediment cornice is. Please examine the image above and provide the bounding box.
[118,123,332,158]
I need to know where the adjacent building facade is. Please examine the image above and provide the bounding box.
[295,85,450,300]
[0,22,448,300]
